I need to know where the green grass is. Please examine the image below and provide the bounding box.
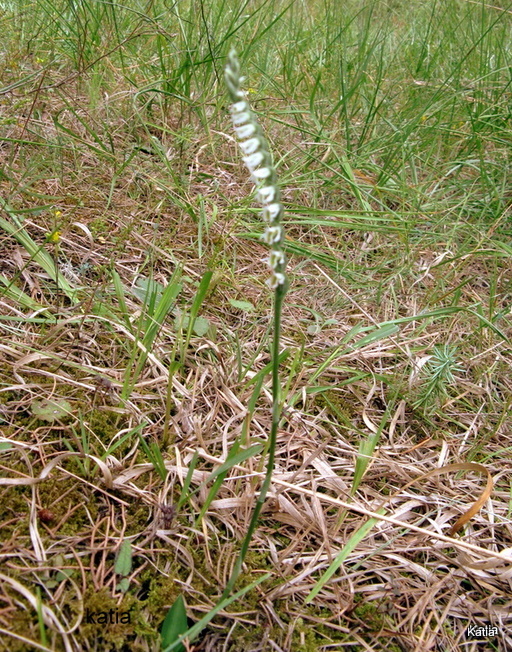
[0,0,511,650]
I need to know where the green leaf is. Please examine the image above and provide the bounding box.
[138,435,167,482]
[114,539,132,577]
[205,444,264,484]
[192,315,210,336]
[116,578,130,593]
[185,270,213,348]
[130,276,166,304]
[0,275,52,316]
[177,450,199,510]
[305,512,385,603]
[195,443,263,527]
[161,574,270,652]
[161,595,188,652]
[55,569,74,582]
[351,323,399,349]
[44,580,59,589]
[175,312,210,337]
[228,299,255,312]
[0,201,78,303]
[31,399,72,422]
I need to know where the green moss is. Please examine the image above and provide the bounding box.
[0,390,14,404]
[0,484,31,539]
[80,589,142,650]
[86,409,124,441]
[291,617,328,651]
[7,605,46,651]
[353,599,386,631]
[37,474,99,536]
[142,572,187,620]
[314,390,358,426]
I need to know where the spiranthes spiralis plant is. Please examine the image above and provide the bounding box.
[414,343,464,414]
[221,49,288,599]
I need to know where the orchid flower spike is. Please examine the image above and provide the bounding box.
[225,49,287,292]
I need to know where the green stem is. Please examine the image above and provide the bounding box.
[221,282,286,600]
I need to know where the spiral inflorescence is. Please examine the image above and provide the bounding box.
[225,49,287,291]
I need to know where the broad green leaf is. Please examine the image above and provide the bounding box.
[55,569,74,582]
[161,595,188,652]
[175,312,210,337]
[130,276,166,304]
[31,399,72,422]
[44,579,58,589]
[192,315,209,336]
[116,578,130,593]
[228,299,255,312]
[114,539,132,577]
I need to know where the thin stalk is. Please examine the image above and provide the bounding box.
[221,282,285,600]
[221,48,288,599]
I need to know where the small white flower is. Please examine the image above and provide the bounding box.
[234,124,256,139]
[266,272,286,289]
[232,111,251,125]
[230,100,248,113]
[266,203,281,220]
[261,208,273,223]
[261,203,281,222]
[243,151,265,171]
[268,250,286,268]
[261,225,282,244]
[257,185,276,204]
[252,167,272,180]
[239,138,260,155]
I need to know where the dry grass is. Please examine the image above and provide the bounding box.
[1,10,512,650]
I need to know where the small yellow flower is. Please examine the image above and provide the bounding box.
[46,230,61,244]
[54,210,62,218]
